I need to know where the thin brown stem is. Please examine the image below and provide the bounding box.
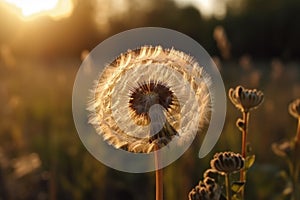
[225,173,231,200]
[240,111,249,182]
[292,119,300,200]
[291,136,300,200]
[296,118,300,143]
[154,145,163,200]
[239,111,249,199]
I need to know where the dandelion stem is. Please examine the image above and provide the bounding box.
[154,144,163,200]
[240,111,249,198]
[225,173,231,200]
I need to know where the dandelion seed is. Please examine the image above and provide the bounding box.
[228,86,264,113]
[87,45,211,153]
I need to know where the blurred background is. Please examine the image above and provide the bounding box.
[0,0,299,199]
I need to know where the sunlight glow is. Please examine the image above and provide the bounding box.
[175,0,227,19]
[3,0,73,20]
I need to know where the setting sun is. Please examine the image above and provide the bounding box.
[3,0,73,20]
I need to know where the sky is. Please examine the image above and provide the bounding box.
[1,0,73,20]
[1,0,226,21]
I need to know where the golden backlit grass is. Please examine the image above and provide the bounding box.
[0,58,299,199]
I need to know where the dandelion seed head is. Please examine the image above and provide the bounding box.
[87,45,211,153]
[128,81,175,125]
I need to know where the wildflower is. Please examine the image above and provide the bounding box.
[87,45,211,153]
[210,152,244,174]
[188,177,221,200]
[288,98,300,119]
[228,86,264,113]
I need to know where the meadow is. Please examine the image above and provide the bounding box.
[1,0,300,199]
[0,55,299,199]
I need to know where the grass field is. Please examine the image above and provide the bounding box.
[0,57,299,199]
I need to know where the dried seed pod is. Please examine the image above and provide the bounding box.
[229,85,264,113]
[210,152,245,174]
[188,177,221,200]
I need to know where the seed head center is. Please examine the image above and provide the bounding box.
[129,81,174,117]
[142,92,159,113]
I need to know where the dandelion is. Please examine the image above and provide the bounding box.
[87,45,211,153]
[188,177,221,200]
[87,45,211,200]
